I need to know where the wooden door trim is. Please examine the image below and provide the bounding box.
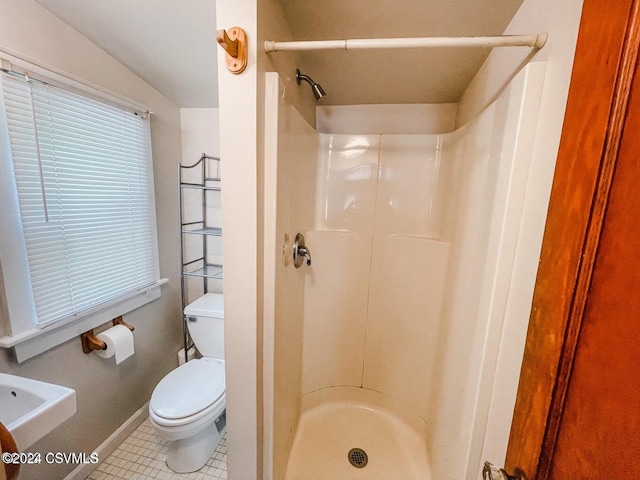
[505,0,640,477]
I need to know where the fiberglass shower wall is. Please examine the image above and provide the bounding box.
[303,91,512,392]
[302,64,545,479]
[302,132,451,416]
[264,62,547,480]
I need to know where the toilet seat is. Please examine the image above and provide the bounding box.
[150,392,225,433]
[150,357,225,426]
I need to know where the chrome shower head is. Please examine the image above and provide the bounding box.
[295,69,326,101]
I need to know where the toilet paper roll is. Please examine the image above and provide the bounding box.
[95,324,135,365]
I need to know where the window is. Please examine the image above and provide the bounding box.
[0,63,163,360]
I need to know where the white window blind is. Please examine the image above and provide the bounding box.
[0,71,159,327]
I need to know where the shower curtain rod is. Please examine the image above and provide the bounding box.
[264,34,547,53]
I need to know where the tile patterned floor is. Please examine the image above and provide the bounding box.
[85,419,227,480]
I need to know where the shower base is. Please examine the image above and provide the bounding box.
[282,387,432,480]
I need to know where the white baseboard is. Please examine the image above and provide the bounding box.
[63,402,149,480]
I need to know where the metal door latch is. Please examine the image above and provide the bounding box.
[483,462,526,480]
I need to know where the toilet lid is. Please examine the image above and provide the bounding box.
[150,358,225,419]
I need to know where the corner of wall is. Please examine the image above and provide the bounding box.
[217,1,260,479]
[258,0,316,129]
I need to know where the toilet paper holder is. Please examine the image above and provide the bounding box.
[81,317,135,354]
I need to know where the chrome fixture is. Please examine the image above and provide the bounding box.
[482,462,524,480]
[295,69,326,101]
[293,233,312,268]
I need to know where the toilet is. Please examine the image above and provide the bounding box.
[149,293,226,473]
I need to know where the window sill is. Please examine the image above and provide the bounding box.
[0,278,168,362]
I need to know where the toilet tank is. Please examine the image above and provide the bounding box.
[184,293,224,359]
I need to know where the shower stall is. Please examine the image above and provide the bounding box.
[262,60,546,480]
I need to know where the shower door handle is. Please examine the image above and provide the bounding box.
[293,233,311,268]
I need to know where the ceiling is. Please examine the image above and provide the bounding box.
[34,0,218,108]
[35,0,524,107]
[278,0,524,105]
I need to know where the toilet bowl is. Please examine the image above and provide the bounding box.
[149,293,226,473]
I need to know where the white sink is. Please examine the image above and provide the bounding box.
[0,373,76,450]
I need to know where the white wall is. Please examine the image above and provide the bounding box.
[219,1,583,479]
[364,135,450,418]
[316,104,457,134]
[0,1,183,478]
[301,131,451,421]
[291,65,544,480]
[459,1,584,475]
[216,1,320,478]
[215,2,260,479]
[180,108,223,300]
[425,64,546,480]
[181,108,220,161]
[263,72,318,480]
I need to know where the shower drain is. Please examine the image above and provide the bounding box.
[347,448,368,468]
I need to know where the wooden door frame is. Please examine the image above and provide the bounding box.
[505,0,640,478]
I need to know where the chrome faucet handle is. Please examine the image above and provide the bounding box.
[292,233,312,268]
[298,246,312,266]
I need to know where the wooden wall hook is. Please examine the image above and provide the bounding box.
[217,27,248,74]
